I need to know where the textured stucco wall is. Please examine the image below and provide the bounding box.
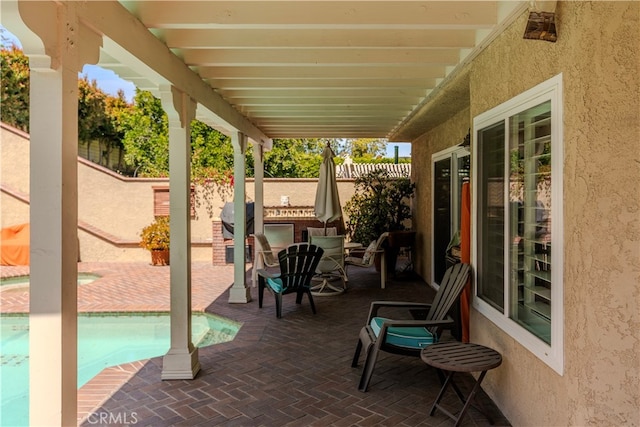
[411,107,470,282]
[0,126,30,198]
[465,2,639,426]
[1,127,31,227]
[251,179,356,210]
[0,194,29,227]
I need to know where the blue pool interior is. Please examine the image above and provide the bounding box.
[0,312,240,427]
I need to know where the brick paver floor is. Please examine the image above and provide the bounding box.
[1,261,510,426]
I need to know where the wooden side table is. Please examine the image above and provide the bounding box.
[421,341,502,426]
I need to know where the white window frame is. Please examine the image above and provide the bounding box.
[472,74,564,374]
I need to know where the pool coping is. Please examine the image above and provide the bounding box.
[0,273,102,293]
[77,360,149,424]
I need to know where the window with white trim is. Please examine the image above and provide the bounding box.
[472,74,563,374]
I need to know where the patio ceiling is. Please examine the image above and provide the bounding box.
[7,1,528,142]
[108,1,528,141]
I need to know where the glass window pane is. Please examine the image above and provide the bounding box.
[433,158,452,284]
[477,122,505,311]
[508,100,552,344]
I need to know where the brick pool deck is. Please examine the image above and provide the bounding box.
[1,262,510,426]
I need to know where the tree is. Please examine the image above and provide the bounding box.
[343,138,386,160]
[0,46,29,131]
[104,90,133,173]
[344,168,416,245]
[118,89,170,177]
[190,120,235,176]
[78,76,108,142]
[189,120,236,218]
[78,76,129,168]
[263,138,329,178]
[0,47,129,171]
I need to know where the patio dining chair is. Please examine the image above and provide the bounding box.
[257,243,324,318]
[252,232,280,286]
[351,262,471,391]
[344,232,389,289]
[307,227,338,238]
[254,233,279,267]
[309,235,347,295]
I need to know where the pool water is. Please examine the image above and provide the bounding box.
[0,313,240,427]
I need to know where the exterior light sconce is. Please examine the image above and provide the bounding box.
[523,0,558,42]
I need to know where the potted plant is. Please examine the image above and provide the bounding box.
[344,168,415,271]
[139,216,170,265]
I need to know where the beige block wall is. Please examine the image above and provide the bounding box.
[1,124,358,263]
[0,194,29,227]
[410,2,639,425]
[1,127,32,231]
[1,126,30,197]
[251,179,356,210]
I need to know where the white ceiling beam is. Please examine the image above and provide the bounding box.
[255,117,401,125]
[244,105,410,113]
[266,131,391,138]
[206,78,437,89]
[218,88,428,98]
[197,65,446,79]
[233,97,420,106]
[161,28,477,49]
[181,48,461,66]
[127,1,498,28]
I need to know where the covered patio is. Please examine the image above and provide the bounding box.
[1,1,526,424]
[0,262,509,426]
[2,1,638,426]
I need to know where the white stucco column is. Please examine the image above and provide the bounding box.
[159,86,200,379]
[29,51,80,427]
[4,1,101,425]
[251,144,265,286]
[253,144,265,234]
[228,131,251,303]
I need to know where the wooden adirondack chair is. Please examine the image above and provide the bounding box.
[351,262,471,391]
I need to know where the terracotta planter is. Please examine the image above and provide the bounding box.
[150,249,170,266]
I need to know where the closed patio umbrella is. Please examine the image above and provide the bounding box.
[314,143,342,234]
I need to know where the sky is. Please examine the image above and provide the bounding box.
[2,27,411,157]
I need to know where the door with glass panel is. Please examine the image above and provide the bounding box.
[432,146,470,286]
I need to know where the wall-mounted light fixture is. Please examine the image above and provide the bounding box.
[523,1,558,42]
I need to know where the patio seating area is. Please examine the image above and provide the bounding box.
[1,261,510,426]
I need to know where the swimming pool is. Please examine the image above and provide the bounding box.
[0,312,240,427]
